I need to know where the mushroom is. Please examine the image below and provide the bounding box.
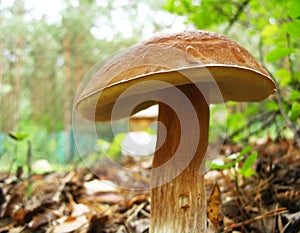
[76,30,276,232]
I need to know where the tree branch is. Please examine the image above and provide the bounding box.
[286,33,296,85]
[225,111,278,143]
[274,82,300,149]
[224,0,251,34]
[258,38,300,149]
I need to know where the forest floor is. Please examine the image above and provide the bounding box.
[0,139,299,233]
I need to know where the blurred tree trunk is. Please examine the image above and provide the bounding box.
[63,35,72,160]
[0,1,25,133]
[13,36,24,128]
[63,35,72,127]
[0,40,4,132]
[75,36,83,91]
[1,49,22,133]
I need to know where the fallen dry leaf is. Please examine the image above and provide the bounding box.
[52,215,88,233]
[0,139,298,232]
[207,182,223,229]
[84,179,119,195]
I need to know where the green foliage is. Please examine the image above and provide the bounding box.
[164,0,236,29]
[2,0,300,170]
[208,146,258,178]
[289,102,300,121]
[241,151,258,178]
[2,0,179,166]
[18,122,63,162]
[1,122,77,173]
[289,90,300,101]
[265,48,294,62]
[98,133,126,160]
[9,132,28,141]
[0,131,28,173]
[164,0,300,143]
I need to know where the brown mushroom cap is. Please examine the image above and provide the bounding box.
[77,30,276,121]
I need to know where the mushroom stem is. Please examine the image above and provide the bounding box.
[151,84,209,233]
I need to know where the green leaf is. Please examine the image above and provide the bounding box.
[227,113,247,134]
[27,182,34,197]
[245,104,259,115]
[240,146,252,156]
[266,48,293,62]
[208,149,246,171]
[289,102,300,121]
[241,151,258,178]
[208,161,236,170]
[266,101,279,111]
[288,0,300,19]
[286,20,300,37]
[109,133,125,159]
[98,133,125,160]
[208,156,240,170]
[9,132,28,141]
[289,90,300,101]
[275,69,291,86]
[261,24,279,38]
[164,0,176,13]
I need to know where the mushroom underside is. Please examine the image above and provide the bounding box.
[77,65,275,122]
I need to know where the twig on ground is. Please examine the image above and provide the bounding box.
[225,207,288,232]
